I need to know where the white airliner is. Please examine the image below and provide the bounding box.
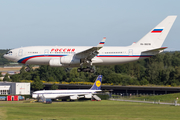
[4,16,177,73]
[32,75,102,100]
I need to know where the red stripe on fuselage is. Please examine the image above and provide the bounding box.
[151,31,162,33]
[21,55,64,64]
[97,56,152,57]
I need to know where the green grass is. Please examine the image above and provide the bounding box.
[0,100,180,120]
[125,93,180,103]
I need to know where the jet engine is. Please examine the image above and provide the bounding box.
[60,55,80,64]
[49,55,80,67]
[49,58,63,67]
[70,95,78,100]
[85,94,92,99]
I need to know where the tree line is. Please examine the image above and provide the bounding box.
[5,51,180,86]
[1,50,180,89]
[0,49,10,66]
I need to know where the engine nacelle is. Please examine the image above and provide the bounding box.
[85,94,92,99]
[49,58,63,67]
[70,95,78,100]
[60,55,80,64]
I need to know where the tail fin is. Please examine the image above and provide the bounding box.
[132,16,177,48]
[90,75,102,90]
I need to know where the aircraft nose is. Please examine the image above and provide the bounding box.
[3,54,7,59]
[3,53,16,61]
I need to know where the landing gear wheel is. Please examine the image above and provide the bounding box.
[77,68,82,72]
[90,69,95,73]
[25,67,30,72]
[82,68,89,72]
[77,67,95,73]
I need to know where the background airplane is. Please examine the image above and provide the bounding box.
[32,75,103,101]
[4,16,177,73]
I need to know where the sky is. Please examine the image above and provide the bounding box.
[0,0,180,51]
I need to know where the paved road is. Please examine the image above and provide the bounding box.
[109,98,179,106]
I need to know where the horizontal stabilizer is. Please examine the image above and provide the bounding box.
[142,47,167,53]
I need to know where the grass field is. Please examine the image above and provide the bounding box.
[0,100,180,120]
[124,93,180,103]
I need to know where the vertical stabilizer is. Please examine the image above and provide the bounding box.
[90,75,102,90]
[132,16,177,48]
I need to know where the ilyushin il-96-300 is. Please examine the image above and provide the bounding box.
[4,16,177,73]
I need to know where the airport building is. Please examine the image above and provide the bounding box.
[0,82,30,95]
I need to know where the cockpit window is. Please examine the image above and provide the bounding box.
[5,51,12,54]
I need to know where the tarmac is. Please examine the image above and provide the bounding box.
[109,98,180,106]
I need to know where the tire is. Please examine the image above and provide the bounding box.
[77,68,81,72]
[90,69,95,73]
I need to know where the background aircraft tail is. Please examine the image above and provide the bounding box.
[90,75,102,90]
[131,16,177,48]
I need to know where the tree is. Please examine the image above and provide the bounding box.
[69,68,80,82]
[10,74,20,82]
[50,83,58,90]
[48,77,55,82]
[0,72,2,77]
[3,73,11,81]
[163,52,171,67]
[146,62,163,84]
[31,76,45,90]
[38,65,66,81]
[21,72,32,80]
[20,66,26,74]
[7,51,180,86]
[140,78,149,85]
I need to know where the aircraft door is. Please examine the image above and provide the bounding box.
[18,49,23,56]
[128,49,133,56]
[44,49,49,56]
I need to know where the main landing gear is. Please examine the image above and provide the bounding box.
[25,65,31,72]
[77,67,95,73]
[77,60,95,73]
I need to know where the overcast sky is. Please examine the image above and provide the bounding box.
[0,0,179,51]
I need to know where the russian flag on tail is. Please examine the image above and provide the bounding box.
[151,29,163,33]
[99,37,106,44]
[99,42,105,44]
[97,37,106,47]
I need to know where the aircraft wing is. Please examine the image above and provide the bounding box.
[75,37,106,61]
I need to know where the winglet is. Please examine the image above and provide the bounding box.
[97,37,106,47]
[90,75,102,90]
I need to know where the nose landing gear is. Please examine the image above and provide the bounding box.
[77,67,95,73]
[25,65,32,72]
